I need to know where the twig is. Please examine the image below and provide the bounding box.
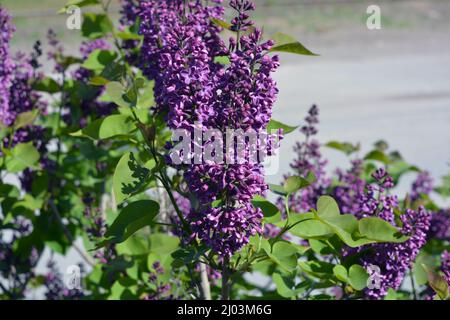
[221,257,231,300]
[200,263,212,300]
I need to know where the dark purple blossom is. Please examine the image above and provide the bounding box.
[411,171,434,202]
[427,209,450,241]
[0,6,15,126]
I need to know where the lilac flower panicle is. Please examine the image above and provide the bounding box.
[140,0,279,256]
[0,6,15,126]
[411,171,434,202]
[428,209,450,241]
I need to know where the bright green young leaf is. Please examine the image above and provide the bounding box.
[5,142,40,173]
[358,217,408,243]
[325,141,359,155]
[283,176,310,194]
[316,196,340,218]
[288,213,334,239]
[70,114,135,140]
[81,49,117,71]
[268,183,287,196]
[210,18,233,30]
[270,33,318,56]
[267,119,298,134]
[272,272,297,298]
[13,110,39,130]
[149,234,180,255]
[113,152,151,205]
[266,241,298,273]
[348,265,369,291]
[104,82,132,108]
[333,265,348,282]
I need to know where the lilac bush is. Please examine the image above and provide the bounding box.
[0,1,448,301]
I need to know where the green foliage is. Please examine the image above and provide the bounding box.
[4,142,40,173]
[100,200,159,246]
[270,33,319,56]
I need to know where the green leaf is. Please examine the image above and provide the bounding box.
[266,241,298,273]
[103,200,159,245]
[298,260,334,279]
[423,264,449,300]
[33,77,60,93]
[251,195,281,224]
[288,213,334,239]
[364,150,390,165]
[70,114,135,140]
[358,217,408,243]
[318,214,376,247]
[82,13,113,39]
[348,265,369,291]
[149,234,179,255]
[333,265,348,283]
[115,31,143,41]
[5,142,40,173]
[89,76,110,86]
[13,110,39,130]
[213,55,230,65]
[267,119,298,134]
[270,33,318,56]
[325,141,359,155]
[283,176,310,194]
[104,82,132,108]
[210,18,233,30]
[272,272,297,298]
[268,183,287,196]
[113,152,151,205]
[317,196,340,218]
[81,49,117,71]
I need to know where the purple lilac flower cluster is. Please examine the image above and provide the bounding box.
[0,6,15,125]
[83,195,116,264]
[284,105,331,213]
[140,0,279,257]
[143,261,172,300]
[281,106,433,299]
[408,173,450,242]
[0,218,39,298]
[428,209,450,241]
[410,171,434,202]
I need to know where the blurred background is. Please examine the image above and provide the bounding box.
[2,0,450,295]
